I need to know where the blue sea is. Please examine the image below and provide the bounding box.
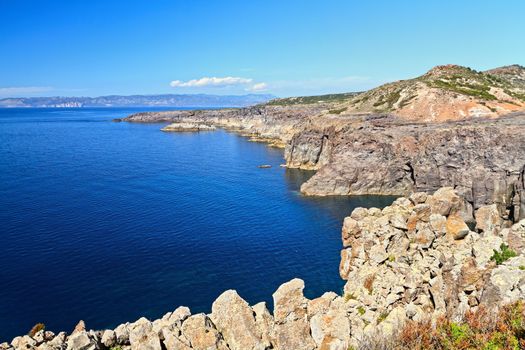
[0,108,395,341]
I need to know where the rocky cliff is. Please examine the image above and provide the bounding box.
[4,188,525,350]
[119,107,525,223]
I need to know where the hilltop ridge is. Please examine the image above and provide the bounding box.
[266,64,525,122]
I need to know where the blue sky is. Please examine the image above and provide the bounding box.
[1,0,524,97]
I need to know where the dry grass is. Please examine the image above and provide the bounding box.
[356,301,525,350]
[28,323,45,337]
[363,274,375,295]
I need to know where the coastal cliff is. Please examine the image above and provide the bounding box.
[5,188,525,349]
[114,65,525,222]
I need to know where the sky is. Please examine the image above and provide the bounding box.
[1,0,524,98]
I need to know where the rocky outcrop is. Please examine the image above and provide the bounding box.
[5,188,524,350]
[117,92,525,223]
[298,114,525,222]
[161,122,216,132]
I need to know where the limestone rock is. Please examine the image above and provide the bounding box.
[210,290,267,350]
[101,330,116,348]
[66,331,97,350]
[181,314,227,350]
[446,214,470,240]
[272,279,315,350]
[128,318,161,350]
[475,204,502,235]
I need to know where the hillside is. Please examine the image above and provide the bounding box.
[265,64,525,122]
[335,64,525,121]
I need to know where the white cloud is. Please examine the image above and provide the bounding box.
[0,86,54,96]
[246,82,268,92]
[170,76,253,88]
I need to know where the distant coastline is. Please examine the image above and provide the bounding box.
[0,93,274,109]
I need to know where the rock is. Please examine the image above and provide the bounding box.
[308,294,350,349]
[128,318,161,350]
[210,290,267,350]
[272,279,316,350]
[482,256,525,305]
[473,235,503,267]
[475,204,502,235]
[161,328,191,350]
[446,214,470,240]
[114,323,130,344]
[101,330,116,348]
[251,302,274,346]
[427,187,462,216]
[73,320,86,334]
[161,122,216,132]
[11,335,36,349]
[48,332,66,348]
[181,314,227,350]
[66,331,97,350]
[410,192,428,204]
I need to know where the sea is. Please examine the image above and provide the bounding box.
[0,107,396,341]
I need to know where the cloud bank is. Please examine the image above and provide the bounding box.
[246,82,268,92]
[170,77,253,88]
[169,76,270,93]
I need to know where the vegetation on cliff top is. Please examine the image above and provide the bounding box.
[266,92,359,106]
[359,301,525,350]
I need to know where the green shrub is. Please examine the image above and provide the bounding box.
[490,244,517,265]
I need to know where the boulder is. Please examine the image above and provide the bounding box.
[180,314,227,350]
[446,214,470,240]
[475,204,502,235]
[66,331,97,350]
[101,330,116,348]
[426,187,462,216]
[210,290,267,350]
[272,279,315,350]
[128,318,161,350]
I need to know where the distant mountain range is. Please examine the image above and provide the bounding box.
[0,94,275,108]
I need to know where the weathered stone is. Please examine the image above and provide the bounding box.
[161,328,191,350]
[11,335,37,349]
[101,330,116,348]
[446,214,470,240]
[114,323,130,344]
[181,314,227,350]
[210,290,267,350]
[73,320,86,334]
[426,187,463,216]
[475,204,502,235]
[272,279,315,350]
[128,318,161,350]
[66,331,97,350]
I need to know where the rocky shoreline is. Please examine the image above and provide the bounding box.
[116,106,525,223]
[4,188,525,350]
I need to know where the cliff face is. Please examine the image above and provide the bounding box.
[117,65,525,221]
[120,107,525,222]
[294,113,525,222]
[6,188,525,350]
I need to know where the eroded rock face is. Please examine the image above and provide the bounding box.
[272,279,316,350]
[339,187,525,333]
[298,116,525,223]
[120,105,525,222]
[210,290,268,350]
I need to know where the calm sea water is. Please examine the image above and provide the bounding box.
[0,108,395,341]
